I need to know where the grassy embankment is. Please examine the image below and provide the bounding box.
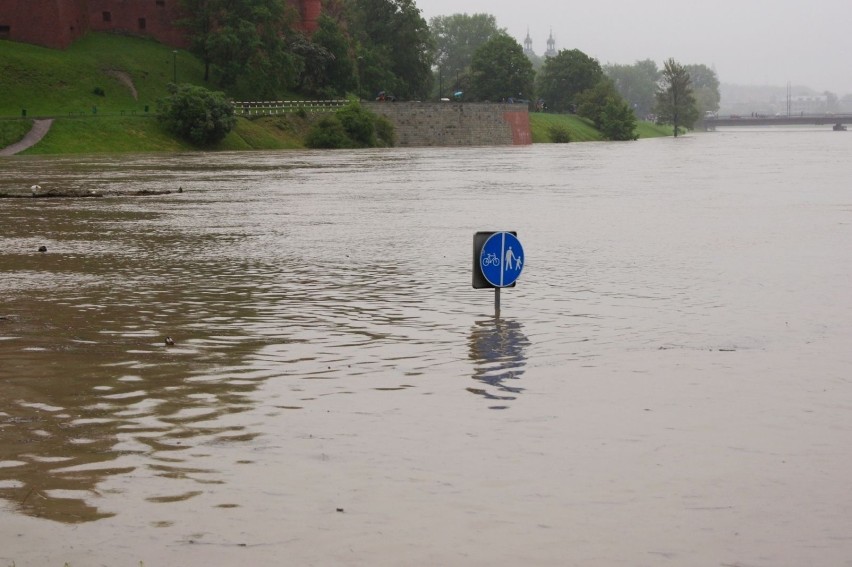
[0,33,671,154]
[0,34,313,153]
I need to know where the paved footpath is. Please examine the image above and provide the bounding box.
[0,119,54,156]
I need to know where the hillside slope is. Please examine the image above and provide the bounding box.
[0,33,207,117]
[1,33,672,153]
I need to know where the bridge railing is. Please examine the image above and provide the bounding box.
[232,100,349,116]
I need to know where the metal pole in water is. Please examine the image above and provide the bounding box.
[494,287,501,318]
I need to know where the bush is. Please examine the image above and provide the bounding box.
[549,125,571,143]
[374,115,396,147]
[337,103,376,146]
[305,115,353,148]
[305,102,395,149]
[157,84,236,146]
[93,87,105,97]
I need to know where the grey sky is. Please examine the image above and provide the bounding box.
[416,0,852,95]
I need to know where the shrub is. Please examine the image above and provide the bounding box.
[305,102,395,149]
[93,87,106,97]
[157,84,236,146]
[549,125,571,143]
[337,103,376,146]
[305,115,353,148]
[374,115,395,147]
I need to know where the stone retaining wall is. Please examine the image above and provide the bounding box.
[363,102,531,147]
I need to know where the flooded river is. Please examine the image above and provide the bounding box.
[1,129,851,565]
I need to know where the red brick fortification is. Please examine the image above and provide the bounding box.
[0,0,89,48]
[0,0,320,49]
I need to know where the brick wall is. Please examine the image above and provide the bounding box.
[0,0,318,49]
[0,0,88,48]
[88,0,189,48]
[363,102,531,147]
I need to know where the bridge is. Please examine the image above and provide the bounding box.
[703,114,852,130]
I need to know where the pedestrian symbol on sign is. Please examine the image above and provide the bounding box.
[478,232,524,288]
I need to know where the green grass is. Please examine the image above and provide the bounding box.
[529,112,674,142]
[19,114,319,154]
[0,33,208,118]
[529,113,603,142]
[21,116,193,154]
[0,119,33,147]
[218,115,315,151]
[635,121,674,138]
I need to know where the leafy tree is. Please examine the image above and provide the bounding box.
[348,0,434,100]
[430,13,504,97]
[176,0,217,81]
[468,34,535,102]
[654,58,699,137]
[180,0,301,99]
[576,79,637,141]
[536,49,603,112]
[599,98,638,141]
[291,37,335,96]
[157,84,236,145]
[576,79,621,128]
[308,15,357,97]
[684,63,720,117]
[604,59,659,118]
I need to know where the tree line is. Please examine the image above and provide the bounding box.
[173,2,718,140]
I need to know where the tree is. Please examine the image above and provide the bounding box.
[430,13,504,97]
[599,98,638,141]
[604,59,659,118]
[180,0,302,99]
[157,84,236,145]
[176,0,217,81]
[291,15,358,98]
[654,58,699,137]
[468,33,535,102]
[348,0,434,100]
[304,15,357,97]
[576,78,621,128]
[536,49,603,112]
[576,79,637,141]
[684,63,720,117]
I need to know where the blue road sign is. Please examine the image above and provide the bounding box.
[480,232,524,287]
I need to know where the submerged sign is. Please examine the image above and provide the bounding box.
[472,231,525,289]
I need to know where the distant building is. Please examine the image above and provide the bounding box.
[523,28,534,58]
[544,29,557,58]
[0,0,320,50]
[522,29,557,58]
[790,95,828,115]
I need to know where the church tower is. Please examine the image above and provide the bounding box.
[545,29,557,58]
[523,28,534,57]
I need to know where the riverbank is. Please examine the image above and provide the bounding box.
[1,112,672,156]
[1,33,673,155]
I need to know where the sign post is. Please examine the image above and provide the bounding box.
[472,231,525,317]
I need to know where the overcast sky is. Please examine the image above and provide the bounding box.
[415,0,852,95]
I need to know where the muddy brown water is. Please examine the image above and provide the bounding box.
[1,131,851,565]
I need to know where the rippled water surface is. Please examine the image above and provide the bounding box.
[1,131,851,565]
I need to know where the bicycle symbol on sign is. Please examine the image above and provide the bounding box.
[482,252,500,267]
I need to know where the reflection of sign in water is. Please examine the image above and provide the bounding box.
[467,318,530,409]
[479,232,524,288]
